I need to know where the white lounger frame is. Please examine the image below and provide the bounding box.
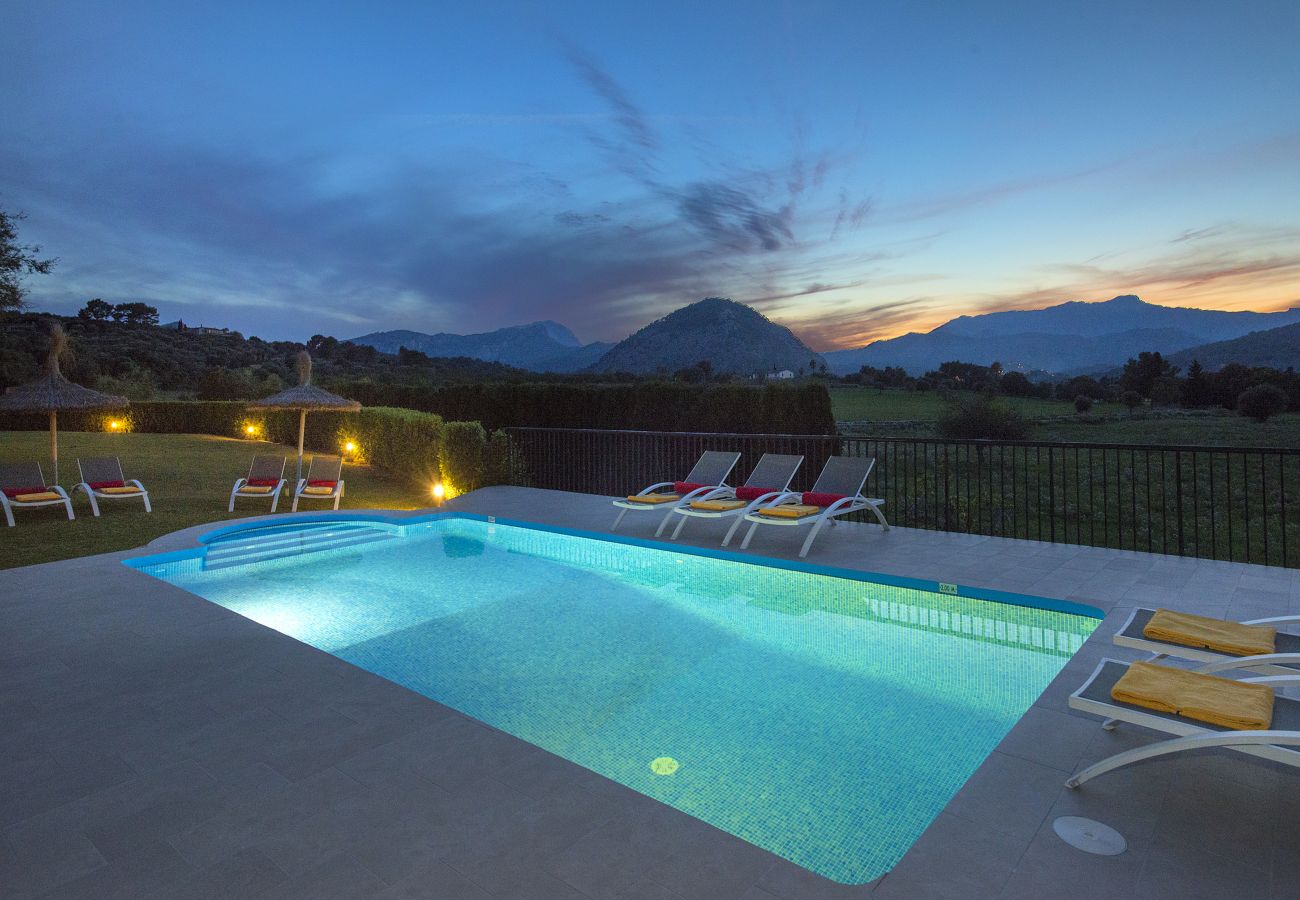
[0,461,74,527]
[0,486,74,527]
[292,457,345,512]
[1114,607,1300,677]
[1066,658,1300,788]
[611,451,741,532]
[73,458,151,517]
[229,456,289,513]
[736,460,889,558]
[662,453,804,542]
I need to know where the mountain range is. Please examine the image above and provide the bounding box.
[822,295,1300,375]
[351,294,1300,378]
[352,298,823,376]
[351,320,613,373]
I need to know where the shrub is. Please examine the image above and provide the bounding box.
[439,421,486,494]
[1074,395,1093,414]
[935,395,1032,441]
[1121,390,1144,415]
[1237,384,1288,423]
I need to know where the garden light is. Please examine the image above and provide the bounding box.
[107,419,122,432]
[432,482,445,505]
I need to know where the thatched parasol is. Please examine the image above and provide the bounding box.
[248,351,360,485]
[0,324,128,483]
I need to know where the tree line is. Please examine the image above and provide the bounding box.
[848,353,1299,422]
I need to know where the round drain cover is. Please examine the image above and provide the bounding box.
[1053,816,1126,855]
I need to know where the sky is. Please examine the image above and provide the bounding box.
[2,0,1299,349]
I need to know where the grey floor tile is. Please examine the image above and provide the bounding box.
[999,825,1144,900]
[871,811,1025,900]
[994,705,1100,773]
[1136,844,1271,900]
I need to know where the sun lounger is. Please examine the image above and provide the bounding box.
[662,453,804,541]
[1066,658,1300,787]
[735,456,888,557]
[611,451,741,531]
[229,455,288,513]
[1114,607,1300,678]
[73,456,151,516]
[0,461,74,527]
[292,455,345,511]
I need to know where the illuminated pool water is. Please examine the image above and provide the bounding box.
[129,515,1099,883]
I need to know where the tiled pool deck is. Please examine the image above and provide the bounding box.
[2,485,1298,899]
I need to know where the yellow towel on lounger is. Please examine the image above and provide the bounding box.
[689,499,746,511]
[626,493,679,504]
[100,485,142,494]
[759,504,820,519]
[1111,660,1273,731]
[237,485,274,494]
[1143,608,1276,657]
[302,485,336,496]
[14,491,62,502]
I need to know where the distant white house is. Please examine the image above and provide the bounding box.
[766,369,795,380]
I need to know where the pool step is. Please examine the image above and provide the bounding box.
[203,525,397,570]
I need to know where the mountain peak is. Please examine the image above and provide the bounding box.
[594,297,823,374]
[527,320,582,347]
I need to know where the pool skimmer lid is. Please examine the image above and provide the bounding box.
[1053,816,1126,855]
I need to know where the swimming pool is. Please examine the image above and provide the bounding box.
[129,513,1100,884]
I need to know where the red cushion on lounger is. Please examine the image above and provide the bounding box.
[3,486,47,499]
[88,480,125,490]
[735,485,775,502]
[247,478,280,487]
[674,481,707,494]
[307,480,337,488]
[803,492,847,507]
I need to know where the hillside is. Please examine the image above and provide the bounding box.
[1168,322,1300,371]
[593,298,824,375]
[824,295,1300,375]
[350,321,610,372]
[0,313,523,398]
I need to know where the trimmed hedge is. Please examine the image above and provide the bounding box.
[332,381,837,434]
[0,402,513,493]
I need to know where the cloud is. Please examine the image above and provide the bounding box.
[1,43,881,344]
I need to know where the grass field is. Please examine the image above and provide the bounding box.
[1035,413,1300,447]
[829,386,1080,422]
[831,386,1298,448]
[0,432,425,570]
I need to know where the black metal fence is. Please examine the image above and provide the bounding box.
[504,427,1300,568]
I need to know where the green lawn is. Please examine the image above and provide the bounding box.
[829,386,1079,422]
[1036,412,1300,447]
[0,431,425,570]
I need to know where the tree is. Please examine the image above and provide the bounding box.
[999,371,1034,397]
[1237,384,1288,422]
[1074,395,1093,414]
[0,208,56,311]
[696,360,713,383]
[1120,351,1177,397]
[111,301,159,326]
[1121,390,1145,415]
[78,298,115,321]
[1181,360,1212,409]
[936,395,1031,440]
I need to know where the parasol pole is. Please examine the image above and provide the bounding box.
[296,408,307,487]
[50,410,58,484]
